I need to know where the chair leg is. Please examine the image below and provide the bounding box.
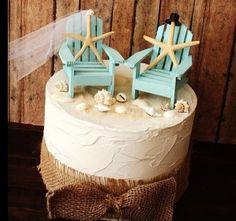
[170,96,175,109]
[170,79,177,109]
[132,87,139,99]
[170,88,176,109]
[68,70,74,98]
[108,76,115,96]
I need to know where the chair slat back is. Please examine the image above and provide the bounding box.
[65,15,103,62]
[151,23,193,72]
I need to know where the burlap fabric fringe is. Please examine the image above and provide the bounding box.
[38,139,191,221]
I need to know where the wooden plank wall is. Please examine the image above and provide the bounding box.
[8,0,236,144]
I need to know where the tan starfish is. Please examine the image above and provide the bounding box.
[144,21,200,69]
[65,14,114,64]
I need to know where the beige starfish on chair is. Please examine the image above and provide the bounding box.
[144,21,200,69]
[65,14,114,64]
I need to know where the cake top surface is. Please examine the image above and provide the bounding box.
[46,62,197,131]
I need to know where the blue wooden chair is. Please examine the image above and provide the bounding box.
[126,13,199,109]
[59,13,124,97]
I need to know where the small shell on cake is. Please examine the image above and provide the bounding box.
[116,92,127,103]
[174,99,190,113]
[142,106,157,117]
[132,99,159,117]
[132,98,148,109]
[55,80,69,92]
[75,102,88,111]
[95,103,111,112]
[115,105,127,114]
[94,89,116,106]
[161,103,170,112]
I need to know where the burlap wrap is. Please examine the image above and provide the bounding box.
[38,139,191,221]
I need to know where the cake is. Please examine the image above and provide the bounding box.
[39,62,197,220]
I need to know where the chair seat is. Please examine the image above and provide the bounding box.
[73,62,109,72]
[70,62,111,86]
[135,75,172,98]
[141,69,172,83]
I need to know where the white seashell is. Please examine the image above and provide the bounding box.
[133,99,159,117]
[116,92,127,103]
[142,106,157,117]
[95,103,111,112]
[55,80,68,92]
[163,110,177,118]
[174,99,190,113]
[94,89,115,106]
[76,102,88,111]
[132,99,148,109]
[115,105,127,114]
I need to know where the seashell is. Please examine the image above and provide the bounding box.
[55,80,69,92]
[161,103,170,112]
[163,110,177,118]
[174,99,190,113]
[132,99,148,109]
[133,99,159,117]
[115,105,127,114]
[75,102,88,111]
[95,103,111,112]
[142,106,157,117]
[116,92,127,103]
[94,89,115,106]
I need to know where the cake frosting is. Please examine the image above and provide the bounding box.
[44,62,197,180]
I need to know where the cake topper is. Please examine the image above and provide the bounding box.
[143,13,200,69]
[165,13,181,26]
[65,10,114,63]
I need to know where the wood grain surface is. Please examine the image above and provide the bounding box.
[8,0,236,143]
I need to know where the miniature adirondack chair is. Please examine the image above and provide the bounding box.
[126,13,199,109]
[59,12,124,97]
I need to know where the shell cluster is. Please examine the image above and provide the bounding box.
[174,99,190,113]
[55,80,69,92]
[94,89,116,106]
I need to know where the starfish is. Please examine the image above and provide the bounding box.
[65,14,114,64]
[144,21,200,69]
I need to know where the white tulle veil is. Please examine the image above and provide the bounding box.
[8,10,92,80]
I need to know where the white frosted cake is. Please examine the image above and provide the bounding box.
[43,62,197,181]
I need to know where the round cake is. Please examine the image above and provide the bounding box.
[43,63,197,181]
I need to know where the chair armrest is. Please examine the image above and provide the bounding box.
[125,48,153,68]
[172,56,192,79]
[102,44,124,64]
[59,43,75,65]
